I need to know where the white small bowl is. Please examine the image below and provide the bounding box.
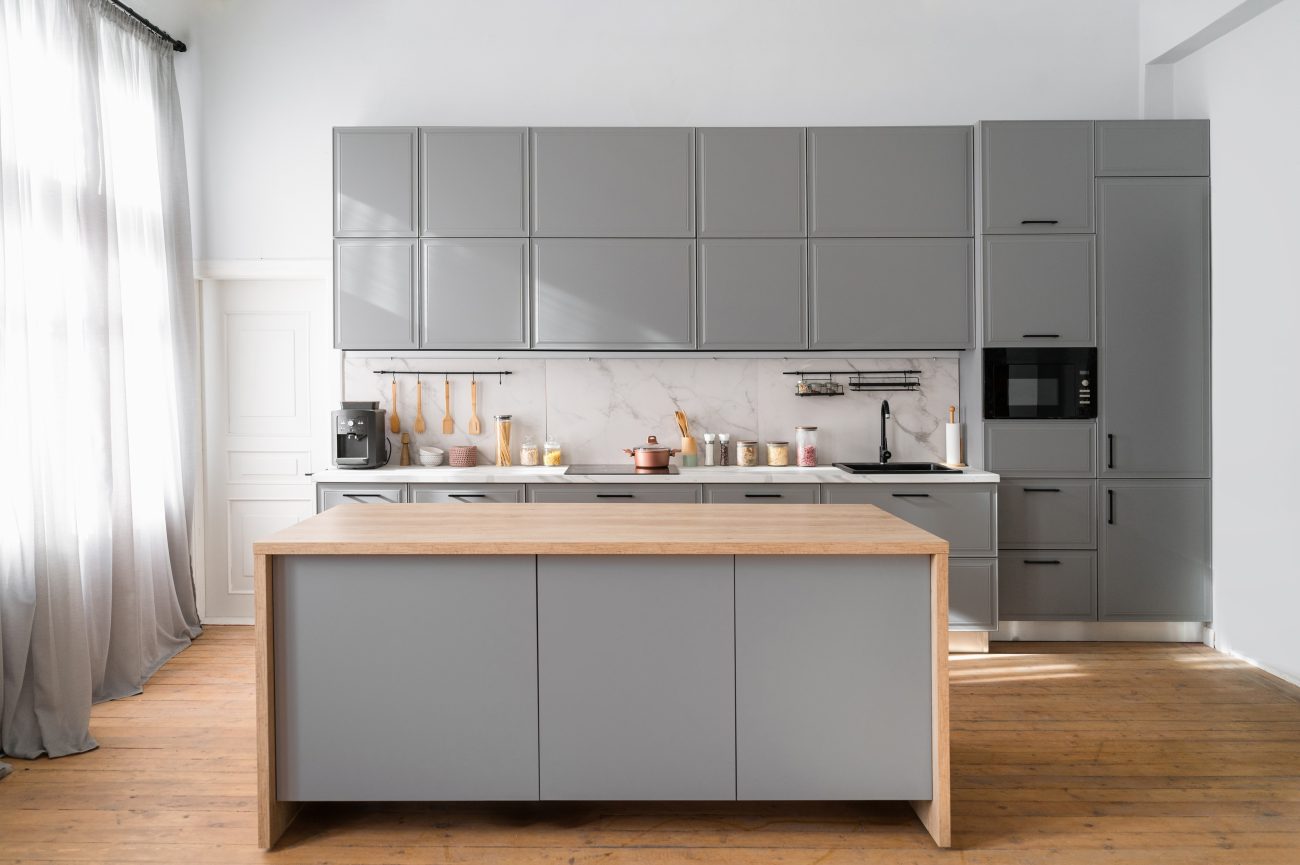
[418,450,445,466]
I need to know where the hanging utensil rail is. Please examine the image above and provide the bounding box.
[373,370,513,385]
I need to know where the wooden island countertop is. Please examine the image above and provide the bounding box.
[253,502,949,556]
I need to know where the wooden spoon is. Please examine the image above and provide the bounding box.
[467,374,482,436]
[442,376,454,434]
[414,374,426,434]
[390,375,401,433]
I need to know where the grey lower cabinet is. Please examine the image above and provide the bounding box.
[704,483,820,504]
[316,482,406,512]
[949,558,998,630]
[527,484,701,504]
[1099,480,1211,622]
[981,121,1094,234]
[734,555,932,799]
[419,238,528,349]
[530,128,694,237]
[822,483,996,557]
[409,484,524,504]
[274,555,539,800]
[537,555,735,800]
[997,479,1097,549]
[809,238,973,349]
[334,239,417,349]
[1094,120,1210,177]
[419,127,528,236]
[1098,177,1211,478]
[999,551,1098,621]
[983,235,1096,346]
[532,239,695,349]
[984,421,1097,478]
[808,126,973,237]
[698,239,806,350]
[696,127,806,237]
[333,127,418,237]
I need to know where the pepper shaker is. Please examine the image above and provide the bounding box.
[718,433,731,467]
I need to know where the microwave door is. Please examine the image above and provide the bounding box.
[1007,363,1065,418]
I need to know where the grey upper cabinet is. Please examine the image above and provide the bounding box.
[698,239,806,350]
[1095,120,1210,177]
[531,128,694,237]
[697,128,806,237]
[983,235,1096,346]
[1098,178,1210,477]
[981,121,1094,233]
[334,239,417,349]
[419,127,527,236]
[1099,480,1211,621]
[808,126,973,237]
[532,239,695,349]
[810,238,972,349]
[333,127,418,237]
[419,238,528,349]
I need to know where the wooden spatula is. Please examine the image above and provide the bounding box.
[467,374,482,436]
[414,374,426,434]
[390,374,401,433]
[442,376,454,434]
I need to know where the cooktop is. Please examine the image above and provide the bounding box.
[564,464,680,476]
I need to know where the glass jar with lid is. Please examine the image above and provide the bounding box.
[543,439,563,466]
[766,440,789,467]
[736,439,759,467]
[796,426,818,466]
[519,436,540,466]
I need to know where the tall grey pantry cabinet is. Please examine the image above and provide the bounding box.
[982,119,1211,624]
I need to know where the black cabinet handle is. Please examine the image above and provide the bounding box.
[1023,559,1062,565]
[1107,489,1115,524]
[1020,219,1059,225]
[744,493,784,498]
[596,493,635,499]
[450,494,488,500]
[344,493,393,503]
[1107,433,1115,469]
[891,492,931,498]
[1022,333,1060,339]
[1023,487,1061,493]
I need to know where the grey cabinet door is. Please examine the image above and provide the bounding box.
[1095,120,1210,177]
[1098,178,1210,477]
[998,479,1097,549]
[983,421,1096,478]
[537,555,735,800]
[999,551,1097,620]
[949,558,998,631]
[1099,480,1211,621]
[981,121,1094,234]
[334,239,417,349]
[420,239,528,349]
[703,484,820,504]
[531,128,694,237]
[316,483,406,512]
[419,127,527,236]
[409,484,524,504]
[983,235,1096,346]
[697,128,806,237]
[698,239,806,350]
[808,126,973,237]
[275,555,538,800]
[527,484,701,504]
[822,483,996,557]
[735,555,932,799]
[532,239,695,349]
[810,238,972,349]
[333,127,418,236]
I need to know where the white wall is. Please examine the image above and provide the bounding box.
[182,0,1141,261]
[1166,0,1300,682]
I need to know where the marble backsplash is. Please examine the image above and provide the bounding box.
[342,357,962,466]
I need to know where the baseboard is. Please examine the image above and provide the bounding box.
[202,617,255,626]
[949,631,990,653]
[992,620,1206,642]
[1210,639,1300,690]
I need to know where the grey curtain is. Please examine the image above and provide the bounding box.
[0,0,202,774]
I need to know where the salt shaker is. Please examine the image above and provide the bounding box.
[718,433,731,467]
[703,433,717,466]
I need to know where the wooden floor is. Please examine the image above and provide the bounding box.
[2,627,1299,863]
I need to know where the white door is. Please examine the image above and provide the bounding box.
[199,270,337,622]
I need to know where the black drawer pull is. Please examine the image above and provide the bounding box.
[596,493,635,499]
[1023,559,1062,565]
[450,494,488,500]
[1022,333,1060,339]
[744,493,784,499]
[1107,433,1115,469]
[1023,487,1061,493]
[891,493,931,498]
[1107,489,1115,524]
[344,493,395,503]
[1020,219,1059,225]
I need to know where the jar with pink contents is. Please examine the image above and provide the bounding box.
[796,426,819,467]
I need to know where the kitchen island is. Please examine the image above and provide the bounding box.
[253,503,951,849]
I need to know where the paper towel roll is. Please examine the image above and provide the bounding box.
[945,422,963,466]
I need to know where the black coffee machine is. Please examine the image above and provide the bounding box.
[331,401,390,469]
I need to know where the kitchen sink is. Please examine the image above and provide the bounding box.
[833,462,961,474]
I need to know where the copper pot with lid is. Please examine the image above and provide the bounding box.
[622,435,680,469]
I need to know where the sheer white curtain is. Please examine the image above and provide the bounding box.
[0,0,201,772]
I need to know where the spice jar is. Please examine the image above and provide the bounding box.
[494,415,512,466]
[737,440,759,467]
[766,440,789,467]
[796,426,818,467]
[718,433,731,466]
[543,439,563,466]
[519,437,540,466]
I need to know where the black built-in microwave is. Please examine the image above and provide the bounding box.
[983,347,1096,420]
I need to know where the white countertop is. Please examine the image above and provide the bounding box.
[311,464,999,484]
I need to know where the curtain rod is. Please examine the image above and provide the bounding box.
[106,0,187,52]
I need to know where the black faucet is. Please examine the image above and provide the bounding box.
[879,400,892,464]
